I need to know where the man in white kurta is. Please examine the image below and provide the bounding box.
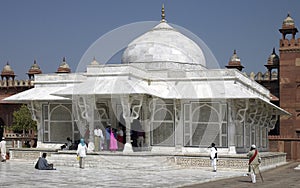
[0,137,7,162]
[210,143,218,172]
[94,128,100,152]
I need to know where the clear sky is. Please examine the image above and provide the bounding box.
[0,0,300,79]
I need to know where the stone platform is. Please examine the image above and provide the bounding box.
[8,148,286,171]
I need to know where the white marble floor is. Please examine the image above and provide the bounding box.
[0,156,244,188]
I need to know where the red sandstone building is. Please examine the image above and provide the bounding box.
[0,58,70,143]
[226,14,300,160]
[275,13,300,160]
[0,62,35,139]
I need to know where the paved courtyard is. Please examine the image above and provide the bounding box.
[184,161,300,188]
[0,156,245,188]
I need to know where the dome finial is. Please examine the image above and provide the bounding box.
[90,57,99,65]
[161,4,166,22]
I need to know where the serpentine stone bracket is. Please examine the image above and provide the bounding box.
[121,95,143,122]
[28,101,42,123]
[247,99,258,125]
[236,99,249,123]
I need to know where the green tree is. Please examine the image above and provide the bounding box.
[11,104,37,133]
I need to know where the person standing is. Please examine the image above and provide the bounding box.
[94,128,100,152]
[210,143,218,172]
[0,137,6,162]
[105,126,111,150]
[137,130,145,151]
[109,128,118,152]
[116,126,124,150]
[94,127,104,151]
[98,128,104,151]
[76,138,88,169]
[247,144,261,183]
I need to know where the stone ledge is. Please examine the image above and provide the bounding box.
[9,148,58,160]
[169,152,286,170]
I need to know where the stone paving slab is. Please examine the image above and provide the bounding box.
[183,161,300,188]
[0,156,245,188]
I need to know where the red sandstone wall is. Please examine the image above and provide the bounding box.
[269,136,300,160]
[279,37,300,159]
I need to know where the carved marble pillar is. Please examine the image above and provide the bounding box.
[121,95,143,153]
[28,101,42,146]
[74,95,95,151]
[230,99,249,153]
[74,96,88,139]
[228,100,237,154]
[143,96,150,148]
[121,95,133,153]
[86,96,95,144]
[174,99,182,151]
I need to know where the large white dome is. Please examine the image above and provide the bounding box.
[121,21,206,66]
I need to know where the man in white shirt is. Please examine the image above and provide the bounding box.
[210,143,218,172]
[94,128,104,151]
[0,137,7,162]
[98,128,104,151]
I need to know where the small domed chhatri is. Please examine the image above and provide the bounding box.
[279,13,298,40]
[122,5,205,67]
[56,57,71,73]
[282,13,295,28]
[267,48,279,66]
[1,62,16,83]
[230,49,241,62]
[27,60,42,80]
[28,60,42,73]
[225,50,244,71]
[2,62,14,75]
[90,57,99,65]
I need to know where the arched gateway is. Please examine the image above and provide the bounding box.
[5,6,289,155]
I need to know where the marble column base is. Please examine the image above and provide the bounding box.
[123,143,133,153]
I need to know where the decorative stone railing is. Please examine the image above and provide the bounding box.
[0,80,33,87]
[280,38,300,48]
[168,152,286,170]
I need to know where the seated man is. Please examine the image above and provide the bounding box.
[35,153,55,170]
[66,137,73,150]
